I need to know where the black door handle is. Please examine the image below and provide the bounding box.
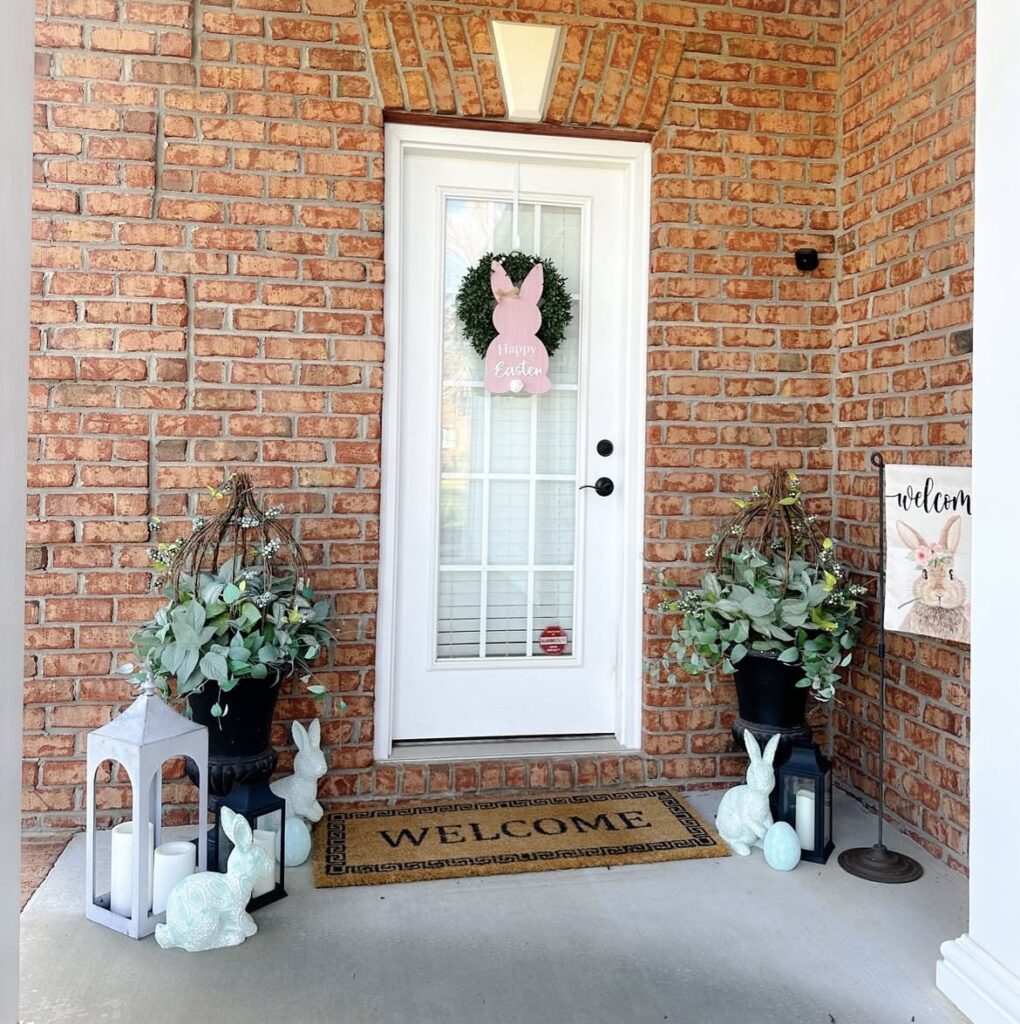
[579,477,614,497]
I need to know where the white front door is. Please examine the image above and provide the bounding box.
[379,125,649,748]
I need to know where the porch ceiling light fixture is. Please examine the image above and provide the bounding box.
[491,20,563,123]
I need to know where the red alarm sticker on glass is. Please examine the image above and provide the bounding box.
[538,625,567,656]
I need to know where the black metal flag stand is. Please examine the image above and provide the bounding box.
[838,452,924,884]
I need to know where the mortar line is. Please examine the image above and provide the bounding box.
[153,94,165,213]
[186,273,196,415]
[191,0,201,79]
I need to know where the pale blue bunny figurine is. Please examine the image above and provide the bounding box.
[155,807,272,953]
[715,730,780,856]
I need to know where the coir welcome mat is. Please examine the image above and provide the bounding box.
[313,789,727,887]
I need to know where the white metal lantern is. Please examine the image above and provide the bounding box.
[85,673,208,938]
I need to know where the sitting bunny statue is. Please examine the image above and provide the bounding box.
[266,719,326,866]
[155,807,272,952]
[716,730,781,856]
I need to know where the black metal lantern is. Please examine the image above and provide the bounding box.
[209,780,287,910]
[773,740,834,865]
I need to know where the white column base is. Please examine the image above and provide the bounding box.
[938,935,1020,1024]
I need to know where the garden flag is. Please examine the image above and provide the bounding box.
[884,464,972,644]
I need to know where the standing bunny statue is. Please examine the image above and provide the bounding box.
[270,719,326,823]
[895,514,969,642]
[155,807,272,953]
[715,730,781,856]
[483,261,551,396]
[267,719,326,866]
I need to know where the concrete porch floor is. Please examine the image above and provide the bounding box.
[20,791,968,1024]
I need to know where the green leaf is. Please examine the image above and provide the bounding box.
[731,643,748,664]
[810,607,838,632]
[740,594,774,618]
[178,649,200,686]
[199,651,229,685]
[210,702,223,718]
[767,624,794,642]
[160,641,186,676]
[778,648,800,663]
[223,583,241,604]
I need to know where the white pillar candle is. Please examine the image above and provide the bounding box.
[110,820,154,918]
[250,829,277,898]
[795,789,816,852]
[152,841,196,916]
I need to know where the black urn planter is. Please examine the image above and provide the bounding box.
[185,670,284,800]
[731,653,812,754]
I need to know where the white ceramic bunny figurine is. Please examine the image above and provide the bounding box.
[269,719,326,824]
[896,515,969,642]
[155,807,272,953]
[715,730,781,856]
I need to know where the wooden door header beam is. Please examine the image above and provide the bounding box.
[384,110,655,145]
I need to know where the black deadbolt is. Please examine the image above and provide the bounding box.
[579,477,614,497]
[596,439,614,457]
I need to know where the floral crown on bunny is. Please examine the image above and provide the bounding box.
[907,543,952,570]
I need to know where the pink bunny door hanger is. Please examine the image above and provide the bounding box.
[484,260,551,396]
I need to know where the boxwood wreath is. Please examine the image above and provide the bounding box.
[455,251,573,359]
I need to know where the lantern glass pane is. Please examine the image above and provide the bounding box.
[781,774,817,852]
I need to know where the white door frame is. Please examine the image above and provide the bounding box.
[375,123,650,760]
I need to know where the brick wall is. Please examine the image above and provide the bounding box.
[832,0,974,869]
[644,2,841,780]
[25,0,972,869]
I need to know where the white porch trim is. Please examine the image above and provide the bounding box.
[938,936,1020,1024]
[1,1,34,1020]
[936,1,1020,1021]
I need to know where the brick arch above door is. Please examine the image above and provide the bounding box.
[362,1,685,131]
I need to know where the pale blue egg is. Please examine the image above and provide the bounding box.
[763,821,801,871]
[276,817,312,867]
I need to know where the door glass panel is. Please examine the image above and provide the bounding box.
[437,196,582,659]
[487,480,530,565]
[486,571,528,656]
[439,478,482,565]
[437,572,481,658]
[536,390,577,474]
[534,481,575,565]
[538,205,582,293]
[440,385,485,473]
[533,571,574,657]
[490,396,532,474]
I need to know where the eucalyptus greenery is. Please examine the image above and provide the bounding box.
[658,543,865,702]
[129,556,332,720]
[455,251,573,358]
